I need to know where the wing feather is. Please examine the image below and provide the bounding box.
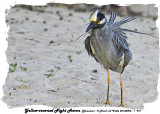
[108,12,133,71]
[108,12,117,25]
[84,36,99,62]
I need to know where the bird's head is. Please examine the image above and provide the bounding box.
[86,10,106,32]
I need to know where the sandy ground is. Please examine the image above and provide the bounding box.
[3,6,159,109]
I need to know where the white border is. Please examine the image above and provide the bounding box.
[0,0,159,114]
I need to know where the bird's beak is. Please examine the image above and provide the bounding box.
[86,22,96,32]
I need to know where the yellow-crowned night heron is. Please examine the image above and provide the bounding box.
[84,10,158,106]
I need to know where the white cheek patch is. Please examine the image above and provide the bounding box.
[99,18,105,24]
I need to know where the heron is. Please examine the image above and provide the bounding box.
[84,9,158,106]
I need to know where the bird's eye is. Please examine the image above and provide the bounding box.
[97,20,101,24]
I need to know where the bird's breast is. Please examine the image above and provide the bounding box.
[90,29,119,68]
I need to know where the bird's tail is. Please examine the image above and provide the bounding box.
[122,28,158,38]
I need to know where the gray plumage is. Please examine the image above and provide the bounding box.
[85,12,133,73]
[83,10,158,106]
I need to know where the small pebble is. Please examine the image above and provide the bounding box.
[44,28,48,31]
[32,20,36,23]
[17,32,25,34]
[56,11,60,14]
[43,21,46,24]
[49,40,54,44]
[134,29,138,31]
[153,16,157,21]
[11,18,14,20]
[13,88,16,90]
[60,17,63,20]
[54,25,58,27]
[91,78,96,80]
[25,18,29,21]
[6,20,9,22]
[92,69,97,73]
[69,13,73,16]
[34,100,37,103]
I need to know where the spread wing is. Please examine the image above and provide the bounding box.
[108,12,134,73]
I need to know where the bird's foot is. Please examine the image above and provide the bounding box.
[104,100,110,105]
[120,102,124,107]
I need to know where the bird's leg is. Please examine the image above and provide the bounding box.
[120,73,124,107]
[105,68,110,105]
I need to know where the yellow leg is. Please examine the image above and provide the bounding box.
[120,73,124,107]
[105,68,110,105]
